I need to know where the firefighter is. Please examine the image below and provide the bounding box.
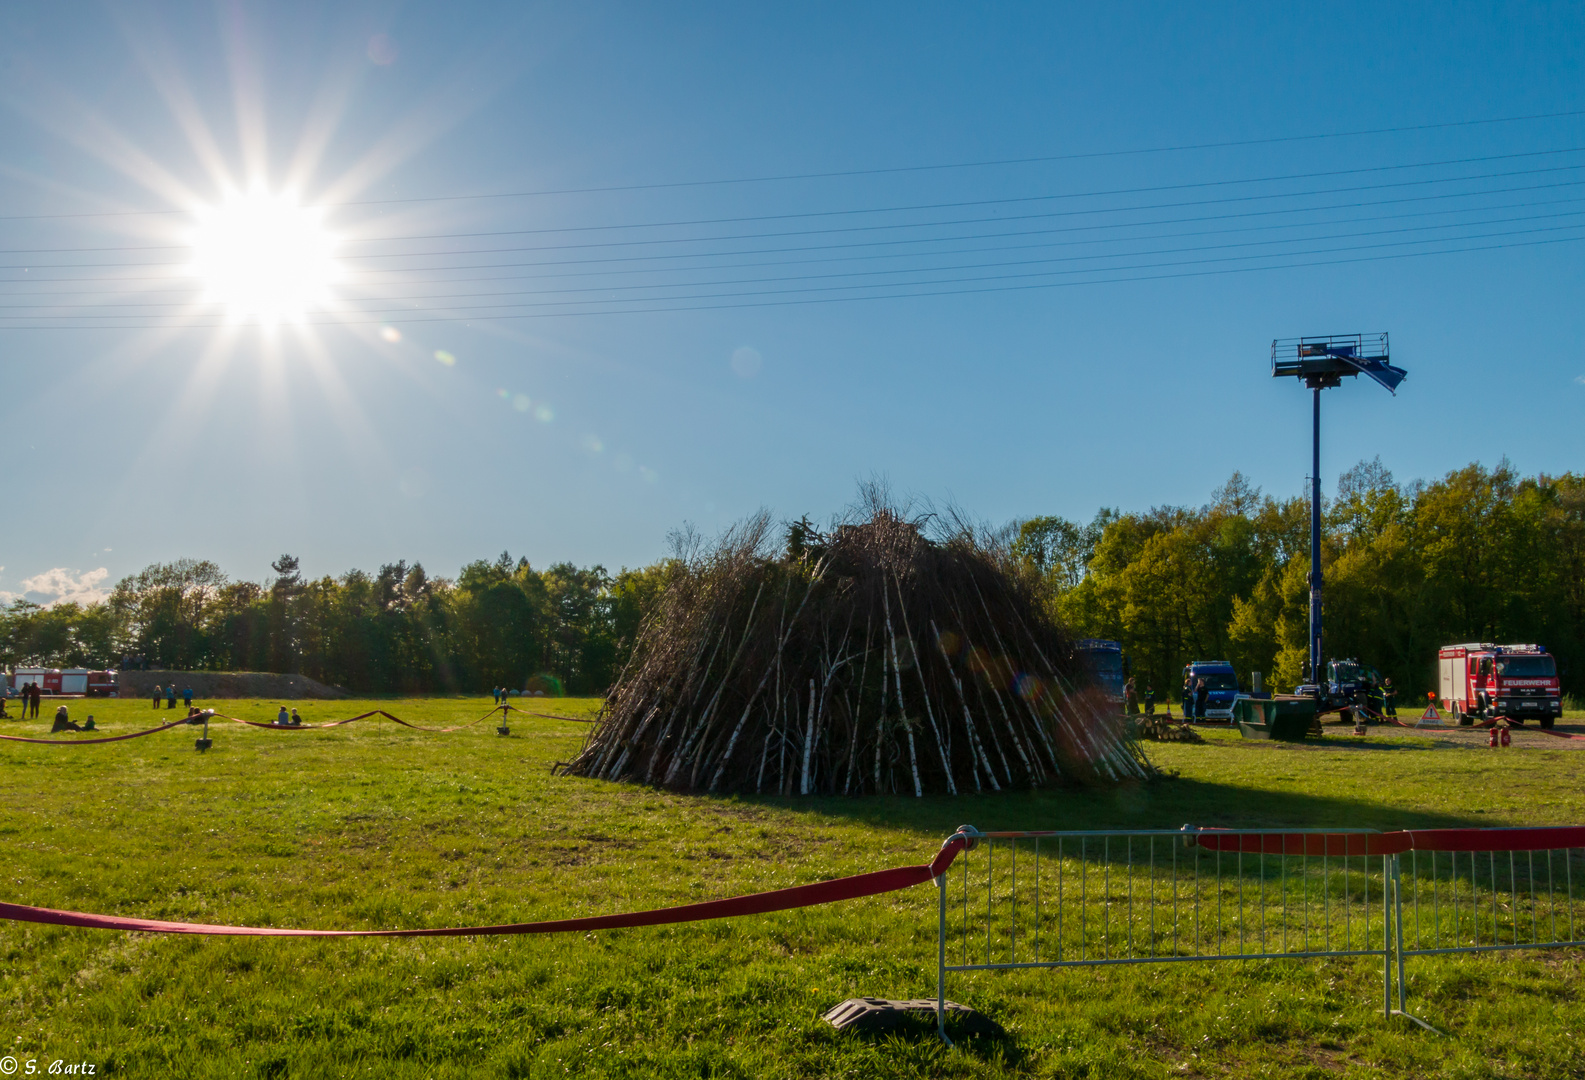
[1363,676,1385,723]
[1143,685,1156,716]
[1193,677,1209,720]
[1382,677,1397,719]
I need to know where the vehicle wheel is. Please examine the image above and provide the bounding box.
[1338,708,1352,727]
[1541,715,1555,730]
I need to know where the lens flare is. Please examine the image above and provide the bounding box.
[189,189,339,323]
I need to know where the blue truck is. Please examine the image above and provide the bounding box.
[1182,660,1240,719]
[1296,657,1383,721]
[1075,639,1126,704]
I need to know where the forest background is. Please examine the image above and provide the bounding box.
[3,458,1582,700]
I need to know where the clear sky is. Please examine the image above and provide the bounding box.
[1,1,1582,604]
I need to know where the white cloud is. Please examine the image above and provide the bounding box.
[0,567,111,607]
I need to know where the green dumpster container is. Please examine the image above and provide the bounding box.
[1234,695,1317,741]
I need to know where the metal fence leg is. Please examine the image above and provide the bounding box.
[1389,853,1441,1033]
[1393,854,1408,1016]
[1383,854,1392,1019]
[938,873,953,1047]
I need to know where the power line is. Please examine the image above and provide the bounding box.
[5,160,1584,275]
[9,189,1584,295]
[8,208,1584,312]
[1,107,1581,223]
[5,144,1584,257]
[4,224,1580,327]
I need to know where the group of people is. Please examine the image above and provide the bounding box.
[1181,676,1213,719]
[5,682,44,719]
[1121,677,1158,716]
[50,705,97,733]
[1122,675,1211,719]
[151,684,194,709]
[274,706,304,726]
[1357,675,1398,720]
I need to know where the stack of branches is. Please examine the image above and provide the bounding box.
[1134,715,1205,743]
[560,499,1155,796]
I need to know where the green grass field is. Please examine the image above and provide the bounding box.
[4,697,1585,1078]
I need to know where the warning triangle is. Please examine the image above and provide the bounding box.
[1417,701,1443,726]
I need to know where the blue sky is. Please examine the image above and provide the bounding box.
[1,1,1582,603]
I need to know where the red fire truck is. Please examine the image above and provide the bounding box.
[5,669,118,697]
[1438,643,1563,728]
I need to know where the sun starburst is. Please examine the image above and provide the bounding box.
[188,189,341,324]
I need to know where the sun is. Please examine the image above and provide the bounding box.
[188,190,340,323]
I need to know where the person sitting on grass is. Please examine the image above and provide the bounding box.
[82,715,96,731]
[51,705,82,733]
[276,705,291,726]
[290,708,303,726]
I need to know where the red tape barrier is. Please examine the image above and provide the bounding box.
[0,717,196,746]
[225,703,595,733]
[1193,826,1585,857]
[221,708,490,733]
[1,702,593,745]
[0,837,968,938]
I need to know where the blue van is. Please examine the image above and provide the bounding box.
[1182,660,1239,719]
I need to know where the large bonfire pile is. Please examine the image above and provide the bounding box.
[561,502,1154,796]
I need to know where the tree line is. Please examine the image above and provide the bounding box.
[0,553,671,695]
[4,458,1582,700]
[1015,459,1585,702]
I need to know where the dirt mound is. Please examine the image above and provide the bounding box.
[119,671,352,700]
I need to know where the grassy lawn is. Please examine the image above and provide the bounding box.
[3,698,1585,1077]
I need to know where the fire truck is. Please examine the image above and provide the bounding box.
[5,669,119,697]
[1438,643,1562,728]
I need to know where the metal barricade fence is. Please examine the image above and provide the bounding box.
[931,826,1585,1041]
[1388,830,1585,1028]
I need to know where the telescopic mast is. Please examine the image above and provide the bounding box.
[1270,333,1405,686]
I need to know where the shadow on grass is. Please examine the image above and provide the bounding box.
[830,1009,1020,1055]
[725,775,1489,839]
